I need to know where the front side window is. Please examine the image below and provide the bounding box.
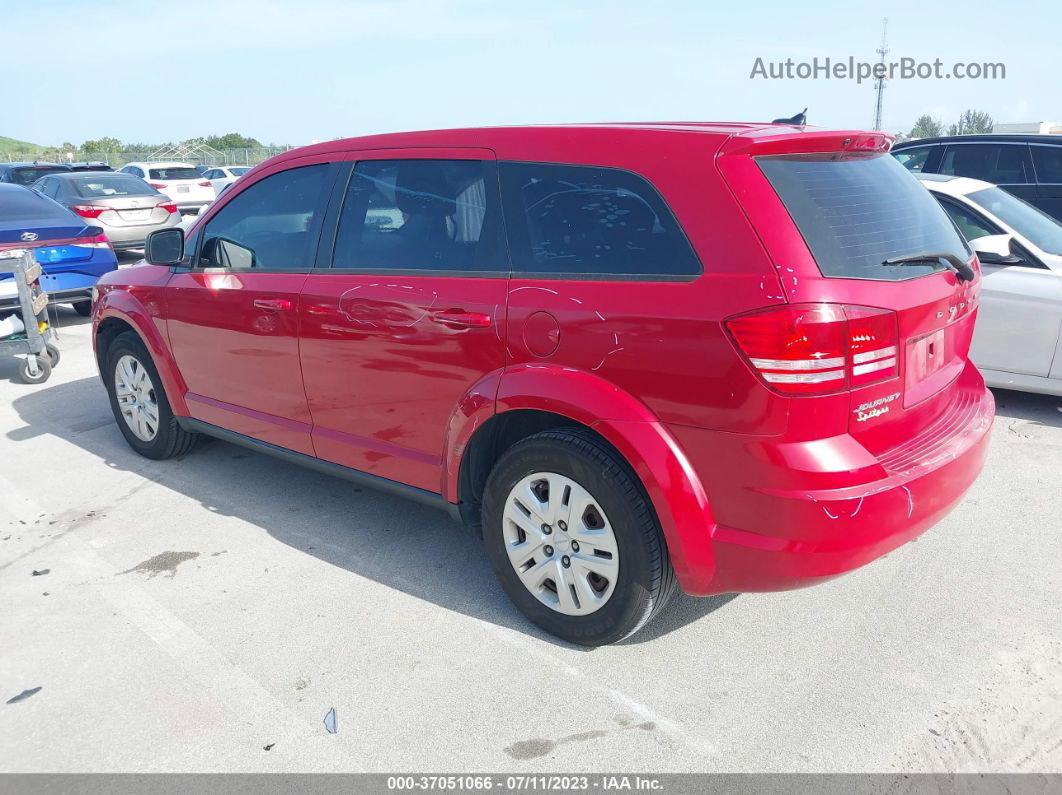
[500,162,700,277]
[893,145,934,173]
[198,164,329,269]
[333,159,502,272]
[1031,145,1062,183]
[939,144,1030,184]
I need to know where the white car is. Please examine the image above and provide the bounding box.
[919,173,1062,396]
[201,166,251,194]
[118,161,214,212]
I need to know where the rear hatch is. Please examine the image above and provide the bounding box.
[717,130,981,456]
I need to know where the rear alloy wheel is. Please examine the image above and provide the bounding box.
[104,331,197,459]
[483,429,675,646]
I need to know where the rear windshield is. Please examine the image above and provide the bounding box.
[758,152,969,281]
[74,176,159,198]
[10,166,69,185]
[0,187,73,222]
[968,186,1062,256]
[148,167,199,181]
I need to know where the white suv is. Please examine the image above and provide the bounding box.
[118,161,214,212]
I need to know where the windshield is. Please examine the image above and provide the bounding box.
[758,152,968,281]
[968,186,1062,256]
[148,167,200,181]
[74,176,160,198]
[10,166,69,186]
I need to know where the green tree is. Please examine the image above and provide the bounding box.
[82,136,123,153]
[203,133,262,149]
[948,109,994,136]
[909,114,944,139]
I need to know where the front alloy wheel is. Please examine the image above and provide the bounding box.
[114,354,160,442]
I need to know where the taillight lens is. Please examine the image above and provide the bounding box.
[148,182,167,189]
[71,204,111,218]
[198,181,211,187]
[726,303,899,395]
[158,202,178,214]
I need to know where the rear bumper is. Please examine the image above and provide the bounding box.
[670,365,995,595]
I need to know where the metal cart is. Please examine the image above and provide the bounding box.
[0,248,61,384]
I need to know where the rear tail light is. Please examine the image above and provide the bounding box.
[726,303,899,395]
[80,231,113,250]
[148,182,167,189]
[198,181,211,187]
[158,202,178,214]
[71,204,111,218]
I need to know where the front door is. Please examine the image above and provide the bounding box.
[165,161,335,455]
[299,151,508,492]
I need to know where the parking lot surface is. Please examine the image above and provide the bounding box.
[1,303,1060,773]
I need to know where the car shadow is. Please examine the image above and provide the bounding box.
[9,375,735,648]
[991,387,1062,429]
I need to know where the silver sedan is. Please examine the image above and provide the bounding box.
[30,172,182,251]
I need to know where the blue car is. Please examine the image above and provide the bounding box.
[0,183,118,316]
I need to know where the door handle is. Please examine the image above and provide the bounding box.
[433,308,492,328]
[253,298,292,311]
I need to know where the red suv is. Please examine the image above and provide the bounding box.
[92,124,994,645]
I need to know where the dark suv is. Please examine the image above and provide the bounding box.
[892,134,1062,222]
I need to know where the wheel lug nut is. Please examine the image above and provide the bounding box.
[542,524,552,535]
[571,541,580,552]
[562,555,571,568]
[544,545,554,556]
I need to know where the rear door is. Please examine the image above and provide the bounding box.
[719,136,982,455]
[165,160,337,454]
[298,150,508,493]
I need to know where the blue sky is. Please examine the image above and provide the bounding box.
[8,0,1058,146]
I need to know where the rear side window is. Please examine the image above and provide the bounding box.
[1031,145,1062,183]
[199,164,329,269]
[500,162,700,277]
[893,145,934,173]
[758,152,968,281]
[333,159,503,272]
[74,176,158,198]
[938,144,1030,183]
[149,167,199,181]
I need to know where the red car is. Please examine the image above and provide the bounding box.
[92,123,994,645]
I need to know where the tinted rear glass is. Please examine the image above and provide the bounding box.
[758,152,968,281]
[0,187,74,221]
[74,176,159,198]
[148,167,199,180]
[10,166,68,185]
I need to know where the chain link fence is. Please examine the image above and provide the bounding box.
[2,147,297,168]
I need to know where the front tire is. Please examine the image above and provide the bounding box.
[104,331,197,459]
[482,429,675,646]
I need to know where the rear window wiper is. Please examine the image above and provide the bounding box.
[882,252,975,282]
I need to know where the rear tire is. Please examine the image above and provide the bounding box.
[72,301,92,317]
[482,429,675,646]
[104,331,197,459]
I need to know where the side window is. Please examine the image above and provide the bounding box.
[893,146,934,173]
[936,197,1000,241]
[500,162,701,277]
[198,163,329,270]
[939,144,1029,183]
[332,159,503,272]
[1031,146,1062,183]
[32,178,50,196]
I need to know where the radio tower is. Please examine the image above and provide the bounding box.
[872,18,889,130]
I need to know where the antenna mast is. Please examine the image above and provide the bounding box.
[873,18,889,130]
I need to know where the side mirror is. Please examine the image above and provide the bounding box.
[145,228,185,266]
[971,233,1024,266]
[974,249,1022,265]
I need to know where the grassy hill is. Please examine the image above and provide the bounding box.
[0,136,48,155]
